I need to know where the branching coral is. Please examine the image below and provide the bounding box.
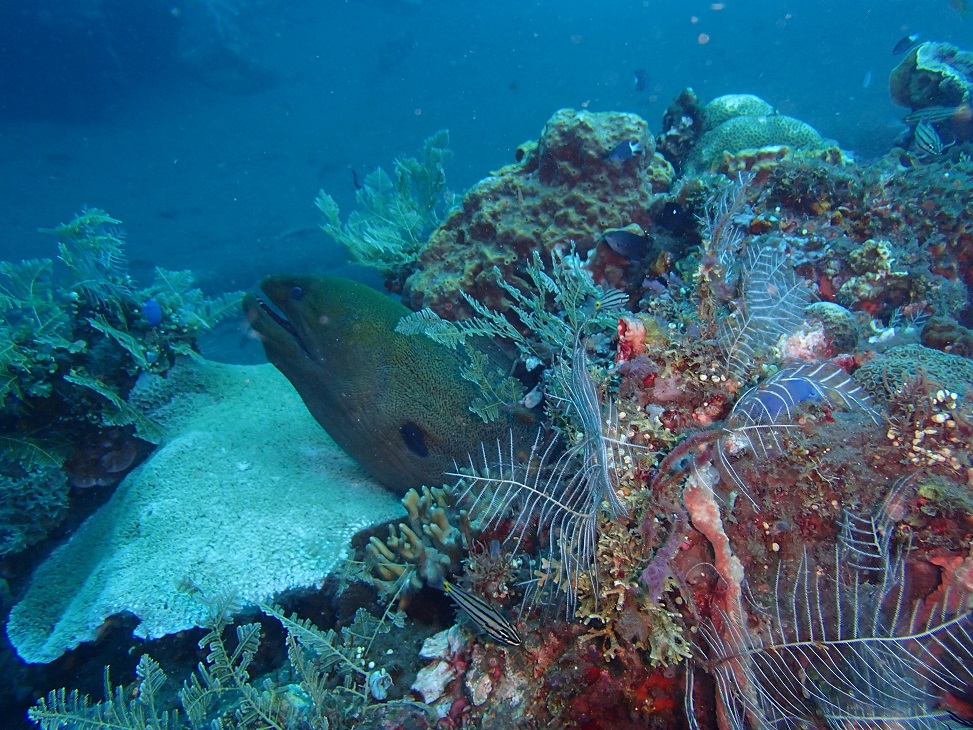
[366,485,468,600]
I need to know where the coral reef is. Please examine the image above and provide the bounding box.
[685,93,841,173]
[16,86,973,730]
[403,108,674,318]
[890,40,973,111]
[0,209,240,561]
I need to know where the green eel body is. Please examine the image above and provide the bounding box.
[243,275,537,495]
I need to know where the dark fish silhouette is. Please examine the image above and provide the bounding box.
[604,138,644,162]
[892,33,920,55]
[603,224,649,259]
[633,69,648,92]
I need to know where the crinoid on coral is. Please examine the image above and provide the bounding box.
[396,245,629,415]
[450,336,634,620]
[715,362,879,506]
[716,241,813,383]
[691,475,973,730]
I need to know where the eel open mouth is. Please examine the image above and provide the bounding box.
[248,288,316,360]
[254,290,298,338]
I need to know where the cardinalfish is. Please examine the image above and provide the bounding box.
[441,578,523,647]
[914,121,954,157]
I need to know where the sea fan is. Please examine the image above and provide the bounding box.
[449,340,631,618]
[716,362,879,506]
[695,475,973,729]
[718,243,811,381]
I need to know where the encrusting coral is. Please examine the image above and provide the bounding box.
[403,108,674,318]
[890,40,973,111]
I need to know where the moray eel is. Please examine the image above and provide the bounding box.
[243,275,537,495]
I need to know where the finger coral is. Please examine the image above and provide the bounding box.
[366,485,467,598]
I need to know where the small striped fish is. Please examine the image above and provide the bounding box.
[914,121,953,156]
[903,104,966,126]
[442,579,523,646]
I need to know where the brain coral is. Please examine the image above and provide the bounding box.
[804,301,861,354]
[404,109,674,318]
[856,344,973,404]
[890,41,973,110]
[702,93,776,131]
[687,113,830,172]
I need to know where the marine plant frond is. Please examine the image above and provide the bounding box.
[0,258,68,339]
[698,485,973,730]
[461,346,527,423]
[715,362,878,506]
[63,370,164,444]
[263,602,359,678]
[48,208,134,309]
[29,655,180,730]
[196,290,243,328]
[717,243,811,381]
[0,433,66,470]
[87,315,154,371]
[317,130,454,274]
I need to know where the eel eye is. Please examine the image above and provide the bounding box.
[291,286,304,301]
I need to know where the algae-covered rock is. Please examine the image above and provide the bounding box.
[404,109,674,318]
[890,41,973,110]
[805,301,861,354]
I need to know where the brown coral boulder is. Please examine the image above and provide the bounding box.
[890,41,973,110]
[404,109,673,318]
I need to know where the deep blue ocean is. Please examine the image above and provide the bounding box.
[0,0,964,315]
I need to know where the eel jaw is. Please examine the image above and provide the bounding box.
[245,290,314,360]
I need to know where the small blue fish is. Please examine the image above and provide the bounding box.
[604,138,644,162]
[861,69,873,89]
[633,69,648,92]
[603,224,649,260]
[141,298,163,328]
[442,579,522,647]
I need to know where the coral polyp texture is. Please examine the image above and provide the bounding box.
[17,87,973,730]
[686,93,843,173]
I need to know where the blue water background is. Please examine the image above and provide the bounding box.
[0,0,964,314]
